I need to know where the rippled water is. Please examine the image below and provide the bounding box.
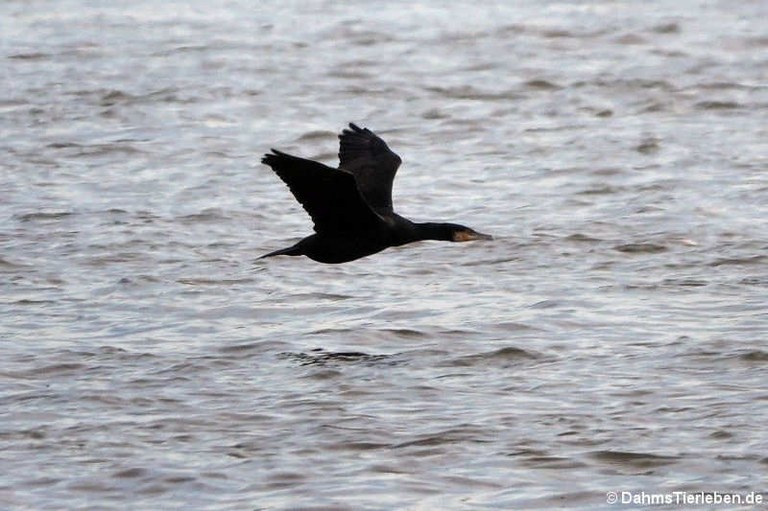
[2,1,767,509]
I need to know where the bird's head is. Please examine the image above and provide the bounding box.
[444,224,493,242]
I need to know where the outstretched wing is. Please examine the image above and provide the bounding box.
[261,149,382,234]
[338,123,402,213]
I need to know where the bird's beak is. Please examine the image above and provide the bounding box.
[454,230,493,242]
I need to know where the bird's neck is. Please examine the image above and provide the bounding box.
[413,222,453,242]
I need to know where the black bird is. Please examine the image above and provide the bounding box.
[260,123,491,264]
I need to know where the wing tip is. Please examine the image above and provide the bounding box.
[261,148,288,166]
[340,122,368,138]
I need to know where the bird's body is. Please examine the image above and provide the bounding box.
[260,123,490,264]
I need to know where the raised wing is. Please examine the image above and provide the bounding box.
[338,123,402,213]
[261,149,382,234]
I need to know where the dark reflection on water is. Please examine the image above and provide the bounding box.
[2,0,767,509]
[279,349,404,367]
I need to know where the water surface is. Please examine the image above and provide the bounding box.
[1,1,767,509]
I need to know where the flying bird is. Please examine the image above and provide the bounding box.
[260,123,491,264]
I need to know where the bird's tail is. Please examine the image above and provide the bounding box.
[258,244,303,260]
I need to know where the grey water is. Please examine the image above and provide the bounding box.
[1,1,767,509]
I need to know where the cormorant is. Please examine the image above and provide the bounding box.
[260,123,491,264]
